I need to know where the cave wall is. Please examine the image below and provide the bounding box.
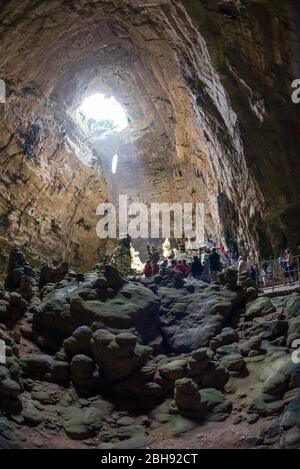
[0,90,110,275]
[0,0,299,276]
[183,0,300,258]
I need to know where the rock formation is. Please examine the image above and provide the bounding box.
[0,256,299,448]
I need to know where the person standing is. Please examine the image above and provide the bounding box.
[208,248,221,282]
[191,256,204,279]
[159,259,168,275]
[284,249,295,285]
[261,266,268,288]
[279,257,289,286]
[143,260,153,278]
[250,265,257,286]
[147,244,160,274]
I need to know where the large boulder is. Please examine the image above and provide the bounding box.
[198,362,229,390]
[187,348,213,376]
[287,315,300,347]
[199,388,232,421]
[218,352,245,373]
[173,378,204,414]
[245,297,275,320]
[63,399,113,440]
[33,275,161,349]
[5,248,36,291]
[63,326,93,359]
[70,354,98,391]
[0,292,27,327]
[0,329,22,413]
[111,363,164,410]
[285,295,300,318]
[91,330,152,383]
[172,378,231,421]
[39,261,69,288]
[155,359,188,392]
[240,336,262,356]
[0,417,27,448]
[159,283,243,353]
[284,285,300,347]
[238,271,255,289]
[279,394,300,449]
[262,360,300,400]
[218,268,238,291]
[210,327,238,351]
[21,354,54,379]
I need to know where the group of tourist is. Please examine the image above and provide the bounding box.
[206,238,239,265]
[257,249,297,288]
[144,258,191,278]
[143,240,299,289]
[143,245,227,284]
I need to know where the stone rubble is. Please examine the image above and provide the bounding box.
[0,262,299,448]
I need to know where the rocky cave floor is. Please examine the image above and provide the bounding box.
[0,266,300,449]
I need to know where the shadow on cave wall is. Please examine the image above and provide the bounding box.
[217,192,239,257]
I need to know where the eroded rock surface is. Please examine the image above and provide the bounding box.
[159,283,243,353]
[1,262,299,449]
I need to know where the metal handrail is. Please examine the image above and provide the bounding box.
[257,254,300,293]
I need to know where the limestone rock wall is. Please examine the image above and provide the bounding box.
[0,92,109,275]
[183,0,300,256]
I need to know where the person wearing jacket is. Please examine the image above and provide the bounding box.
[208,248,221,282]
[143,260,153,277]
[191,256,203,279]
[174,260,190,277]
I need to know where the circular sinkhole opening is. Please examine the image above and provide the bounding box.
[76,93,130,139]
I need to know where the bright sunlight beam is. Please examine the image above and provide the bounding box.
[112,154,118,174]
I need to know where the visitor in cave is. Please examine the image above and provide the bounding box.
[183,259,190,274]
[279,257,289,286]
[158,259,168,275]
[250,265,258,287]
[168,248,175,260]
[284,249,296,285]
[279,256,286,271]
[170,259,177,269]
[191,256,204,279]
[267,264,273,281]
[143,260,153,278]
[261,266,268,288]
[147,244,160,274]
[219,242,226,256]
[174,259,190,277]
[201,249,210,274]
[208,248,221,282]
